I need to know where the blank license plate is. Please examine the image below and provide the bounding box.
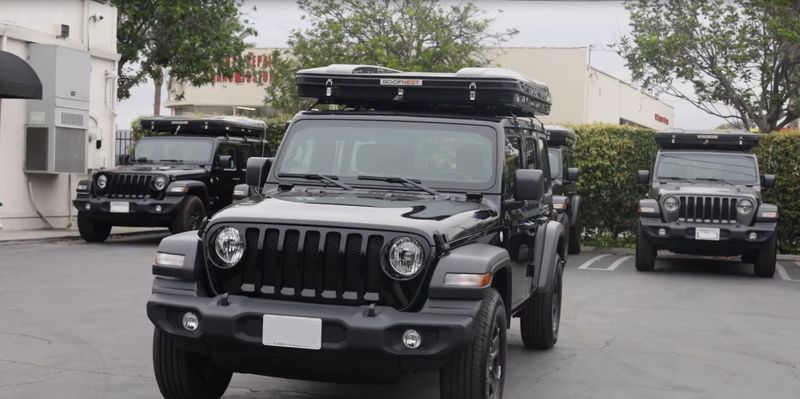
[262,315,321,350]
[110,202,130,213]
[695,227,720,241]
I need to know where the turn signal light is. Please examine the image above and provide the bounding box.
[444,273,492,288]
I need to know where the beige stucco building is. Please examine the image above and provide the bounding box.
[167,46,674,130]
[0,0,119,230]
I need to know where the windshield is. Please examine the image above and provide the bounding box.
[655,151,758,184]
[275,119,496,190]
[133,137,214,164]
[547,148,562,178]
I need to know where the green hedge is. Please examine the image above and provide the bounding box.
[572,125,800,253]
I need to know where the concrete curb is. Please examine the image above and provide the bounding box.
[0,229,168,245]
[582,245,800,261]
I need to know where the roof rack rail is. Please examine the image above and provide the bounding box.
[295,64,552,116]
[140,115,267,136]
[655,129,759,150]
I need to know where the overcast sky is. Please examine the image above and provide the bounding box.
[117,0,725,129]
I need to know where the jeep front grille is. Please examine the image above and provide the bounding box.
[678,196,738,223]
[207,225,428,310]
[102,174,153,199]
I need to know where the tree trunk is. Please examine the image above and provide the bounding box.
[153,66,164,116]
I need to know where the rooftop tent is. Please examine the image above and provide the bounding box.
[655,129,759,151]
[0,51,42,99]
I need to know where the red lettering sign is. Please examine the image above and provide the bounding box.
[213,53,272,85]
[655,114,669,125]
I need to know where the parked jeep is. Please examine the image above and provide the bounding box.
[545,125,582,254]
[73,116,269,242]
[147,65,567,399]
[635,129,778,277]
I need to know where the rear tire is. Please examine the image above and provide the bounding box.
[440,289,506,399]
[77,215,111,243]
[153,328,232,399]
[635,223,656,272]
[754,234,777,278]
[568,211,582,255]
[520,254,563,350]
[169,195,206,234]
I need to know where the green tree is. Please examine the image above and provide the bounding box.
[266,0,517,116]
[618,0,800,132]
[114,0,256,115]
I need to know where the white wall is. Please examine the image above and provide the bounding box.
[0,0,118,230]
[585,68,674,129]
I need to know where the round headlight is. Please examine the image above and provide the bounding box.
[153,176,167,191]
[736,199,754,215]
[214,227,245,268]
[386,237,425,279]
[663,196,680,213]
[96,175,107,189]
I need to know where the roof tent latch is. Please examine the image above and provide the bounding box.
[469,82,477,101]
[325,79,333,97]
[671,134,676,144]
[739,136,743,145]
[394,88,405,102]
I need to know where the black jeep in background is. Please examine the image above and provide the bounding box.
[146,65,567,399]
[635,129,779,277]
[546,125,582,254]
[73,116,270,242]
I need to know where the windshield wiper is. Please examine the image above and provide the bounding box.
[134,157,151,163]
[695,177,739,187]
[658,176,692,183]
[277,173,353,190]
[358,175,442,197]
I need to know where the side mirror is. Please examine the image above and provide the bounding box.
[515,169,545,201]
[232,183,250,201]
[761,174,776,189]
[566,167,580,182]
[246,157,274,189]
[216,154,233,169]
[637,170,651,185]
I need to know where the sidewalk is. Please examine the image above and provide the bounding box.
[0,226,168,244]
[583,245,800,261]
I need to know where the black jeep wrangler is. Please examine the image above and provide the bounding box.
[635,129,778,277]
[73,116,269,242]
[546,125,582,254]
[146,65,567,399]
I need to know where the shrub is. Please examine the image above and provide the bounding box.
[755,132,800,253]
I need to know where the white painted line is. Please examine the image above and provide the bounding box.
[777,263,794,281]
[604,255,633,271]
[577,254,612,270]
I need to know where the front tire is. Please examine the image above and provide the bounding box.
[169,195,206,234]
[635,223,656,272]
[153,328,232,399]
[440,289,506,399]
[520,253,563,350]
[754,233,777,278]
[568,211,582,255]
[77,215,111,242]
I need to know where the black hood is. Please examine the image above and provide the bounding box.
[108,164,208,179]
[210,188,500,245]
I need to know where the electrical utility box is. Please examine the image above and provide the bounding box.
[24,44,90,174]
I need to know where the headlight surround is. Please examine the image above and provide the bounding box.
[153,175,168,191]
[96,175,107,190]
[212,227,245,268]
[663,196,680,213]
[384,236,426,279]
[736,199,755,215]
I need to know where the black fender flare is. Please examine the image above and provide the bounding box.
[535,220,567,294]
[428,243,512,307]
[152,231,204,280]
[569,194,582,227]
[166,180,208,203]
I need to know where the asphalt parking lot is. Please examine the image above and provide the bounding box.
[1,234,799,399]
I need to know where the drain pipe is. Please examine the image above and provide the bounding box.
[27,179,58,229]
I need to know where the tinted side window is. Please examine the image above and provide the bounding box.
[216,143,237,169]
[537,137,552,190]
[504,135,522,199]
[525,136,538,169]
[238,143,253,169]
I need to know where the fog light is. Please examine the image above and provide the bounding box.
[181,312,199,331]
[748,232,758,240]
[402,329,422,349]
[658,228,667,237]
[84,203,91,210]
[154,205,162,212]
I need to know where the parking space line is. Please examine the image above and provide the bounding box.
[777,263,796,282]
[604,255,632,271]
[577,254,611,270]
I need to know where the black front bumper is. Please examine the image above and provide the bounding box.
[640,217,777,256]
[73,195,183,226]
[147,291,479,382]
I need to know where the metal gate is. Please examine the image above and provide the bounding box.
[115,129,132,166]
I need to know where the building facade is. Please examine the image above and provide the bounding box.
[167,46,674,130]
[0,0,119,230]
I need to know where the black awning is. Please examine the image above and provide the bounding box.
[0,50,42,99]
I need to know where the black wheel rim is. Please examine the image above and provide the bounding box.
[552,262,563,337]
[486,323,504,399]
[188,206,204,230]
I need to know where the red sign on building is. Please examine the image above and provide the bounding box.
[655,113,669,125]
[214,53,271,85]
